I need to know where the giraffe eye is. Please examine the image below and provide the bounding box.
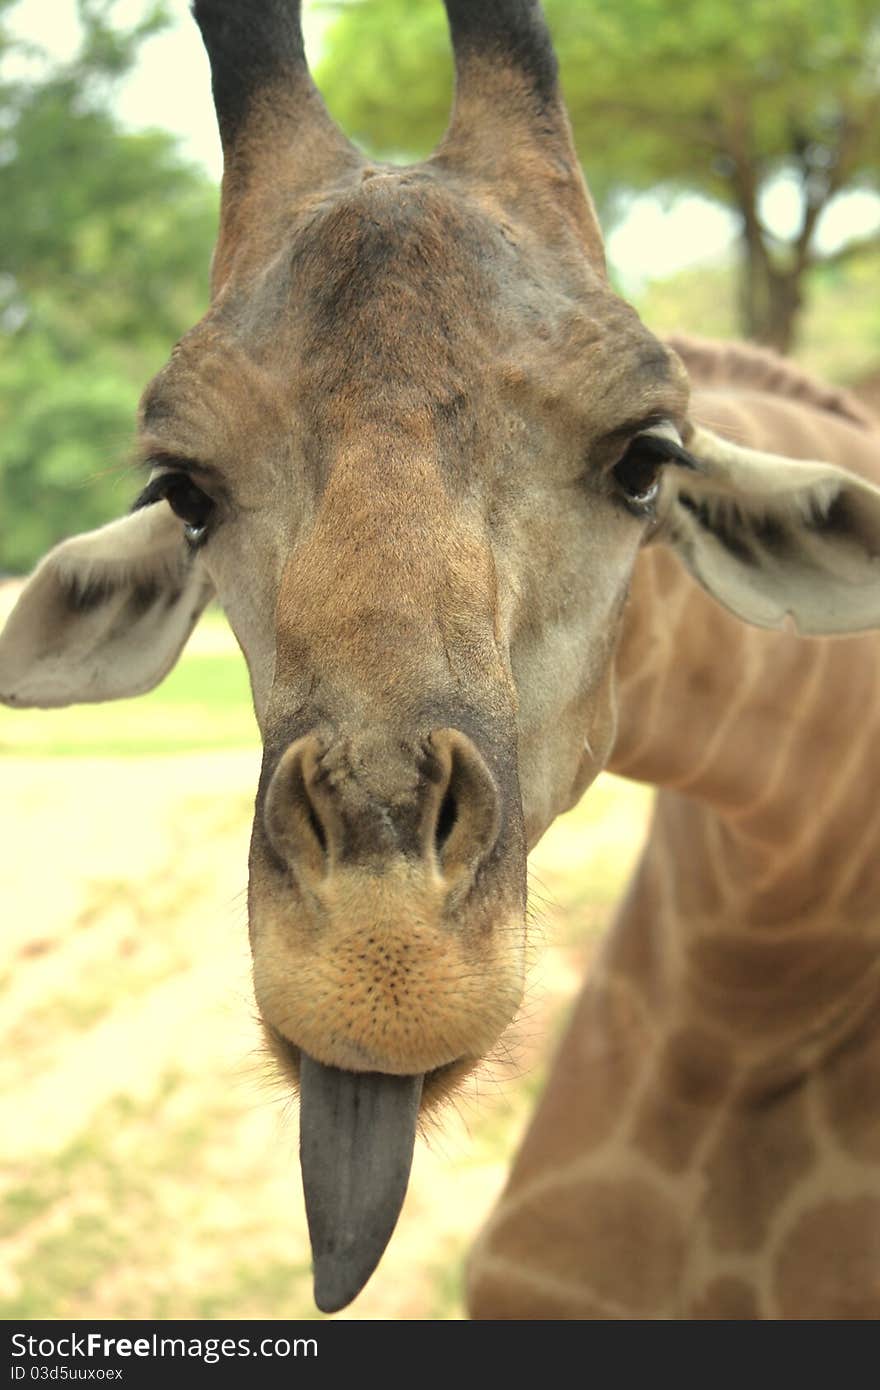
[134,471,215,546]
[611,424,695,515]
[613,436,669,512]
[160,475,214,544]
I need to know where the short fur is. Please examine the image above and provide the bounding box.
[191,0,307,144]
[444,0,559,101]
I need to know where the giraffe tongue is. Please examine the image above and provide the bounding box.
[298,1053,424,1313]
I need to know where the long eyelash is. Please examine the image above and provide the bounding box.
[131,475,173,513]
[637,434,699,471]
[667,441,699,470]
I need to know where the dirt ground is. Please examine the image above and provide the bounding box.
[1,716,651,1320]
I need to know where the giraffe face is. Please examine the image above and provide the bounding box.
[131,167,689,1093]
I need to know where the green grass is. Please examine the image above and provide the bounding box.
[1,1066,334,1319]
[192,1257,319,1321]
[0,614,258,757]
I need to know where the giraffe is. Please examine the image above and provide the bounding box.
[1,1,880,1317]
[468,341,880,1319]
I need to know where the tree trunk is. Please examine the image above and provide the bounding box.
[737,240,804,356]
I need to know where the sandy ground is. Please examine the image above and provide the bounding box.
[0,738,651,1321]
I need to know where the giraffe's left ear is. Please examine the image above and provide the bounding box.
[0,502,214,708]
[655,424,880,636]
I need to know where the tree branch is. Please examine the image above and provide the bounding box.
[722,93,773,274]
[792,97,880,272]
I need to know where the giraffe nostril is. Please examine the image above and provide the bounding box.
[264,734,337,881]
[306,796,328,855]
[428,729,501,892]
[265,728,501,885]
[435,786,458,853]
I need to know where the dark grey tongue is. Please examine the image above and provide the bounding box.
[299,1053,424,1313]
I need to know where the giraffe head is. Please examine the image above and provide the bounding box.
[3,1,880,1310]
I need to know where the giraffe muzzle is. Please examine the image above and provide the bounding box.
[298,1052,424,1312]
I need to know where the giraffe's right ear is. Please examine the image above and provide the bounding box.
[655,424,880,636]
[0,503,214,708]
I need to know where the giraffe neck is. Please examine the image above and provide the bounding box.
[466,546,880,1317]
[468,388,880,1320]
[608,379,880,841]
[609,545,880,871]
[605,542,880,1062]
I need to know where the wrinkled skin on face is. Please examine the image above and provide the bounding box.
[136,168,689,1095]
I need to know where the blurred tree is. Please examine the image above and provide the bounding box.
[317,0,880,353]
[0,0,217,572]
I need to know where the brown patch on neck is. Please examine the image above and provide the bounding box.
[773,1196,880,1318]
[476,1175,686,1318]
[819,991,880,1163]
[631,1025,735,1173]
[688,1277,761,1319]
[701,1082,816,1255]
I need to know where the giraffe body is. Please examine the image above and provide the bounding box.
[469,354,880,1318]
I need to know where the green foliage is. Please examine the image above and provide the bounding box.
[317,0,454,157]
[634,243,880,388]
[317,0,880,346]
[318,0,879,199]
[1,0,877,575]
[0,0,218,573]
[0,336,136,571]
